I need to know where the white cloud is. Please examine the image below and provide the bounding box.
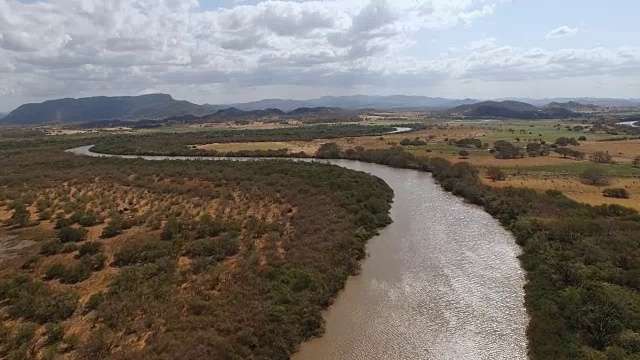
[0,1,636,109]
[546,25,579,39]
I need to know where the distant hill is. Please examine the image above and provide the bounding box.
[498,97,640,108]
[0,94,209,125]
[77,106,359,129]
[208,95,479,112]
[448,100,577,119]
[545,101,601,112]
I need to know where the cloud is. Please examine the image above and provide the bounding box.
[546,25,579,39]
[0,0,636,109]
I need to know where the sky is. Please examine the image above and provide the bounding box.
[0,0,639,111]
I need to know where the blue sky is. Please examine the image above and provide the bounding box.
[0,0,639,110]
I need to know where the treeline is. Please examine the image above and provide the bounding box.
[315,143,640,359]
[91,124,400,156]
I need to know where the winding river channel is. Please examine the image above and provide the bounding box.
[67,145,528,360]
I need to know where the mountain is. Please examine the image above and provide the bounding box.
[447,100,577,119]
[0,112,5,119]
[0,94,209,125]
[545,101,601,112]
[208,95,479,111]
[498,97,640,108]
[77,106,358,129]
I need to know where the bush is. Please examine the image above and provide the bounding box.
[61,243,79,254]
[455,138,482,149]
[45,323,65,346]
[554,137,580,146]
[101,217,123,238]
[57,226,87,243]
[7,203,30,227]
[487,167,506,181]
[21,256,40,271]
[78,242,103,258]
[161,217,182,241]
[603,188,630,199]
[41,240,63,256]
[399,138,427,146]
[113,240,174,267]
[458,150,470,159]
[493,140,523,159]
[589,151,613,164]
[581,167,609,186]
[0,277,79,323]
[84,292,105,314]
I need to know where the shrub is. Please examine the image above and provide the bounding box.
[554,137,580,146]
[41,240,63,256]
[603,188,630,199]
[84,292,105,314]
[7,203,30,227]
[44,264,67,281]
[455,138,482,149]
[578,136,587,141]
[45,323,66,346]
[487,167,506,181]
[493,140,523,159]
[581,167,609,186]
[78,242,103,258]
[101,217,123,238]
[0,277,79,323]
[458,150,470,159]
[21,256,40,271]
[589,151,613,164]
[61,243,79,254]
[161,217,182,241]
[113,240,174,267]
[399,138,427,146]
[58,226,87,243]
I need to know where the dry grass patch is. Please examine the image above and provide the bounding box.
[483,176,640,210]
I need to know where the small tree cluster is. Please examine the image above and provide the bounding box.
[602,188,630,199]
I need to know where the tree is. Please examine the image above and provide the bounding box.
[589,151,613,164]
[458,150,470,159]
[493,140,523,159]
[487,167,506,181]
[7,203,30,227]
[633,156,640,168]
[555,147,573,158]
[315,142,341,159]
[581,167,609,186]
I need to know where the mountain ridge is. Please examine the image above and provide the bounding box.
[447,100,577,119]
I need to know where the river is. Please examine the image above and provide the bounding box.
[66,145,528,360]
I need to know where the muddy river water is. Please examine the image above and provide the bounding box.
[67,145,528,360]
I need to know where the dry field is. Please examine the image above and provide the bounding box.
[482,175,640,210]
[572,139,640,163]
